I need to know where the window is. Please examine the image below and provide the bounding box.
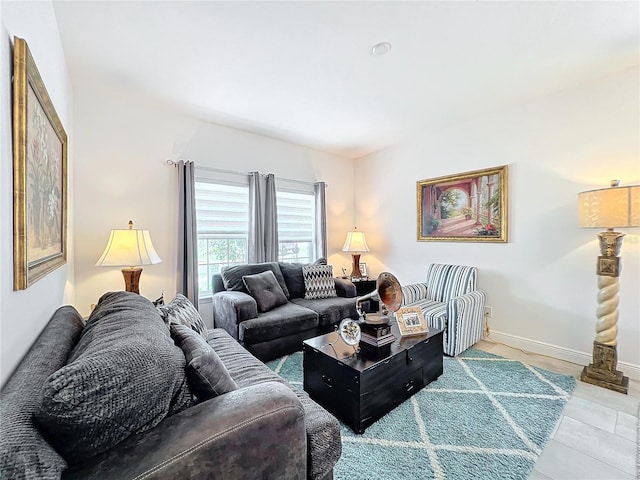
[276,189,315,263]
[195,181,249,294]
[194,174,322,295]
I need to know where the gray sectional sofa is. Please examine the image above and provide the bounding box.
[0,292,341,480]
[212,261,359,361]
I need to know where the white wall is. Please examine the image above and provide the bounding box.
[72,78,355,322]
[355,67,640,375]
[0,1,74,385]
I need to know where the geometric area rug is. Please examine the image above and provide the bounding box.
[267,348,576,480]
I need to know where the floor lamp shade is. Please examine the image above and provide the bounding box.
[577,181,639,395]
[343,228,370,278]
[96,220,162,294]
[578,184,640,229]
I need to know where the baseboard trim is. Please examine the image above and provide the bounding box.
[486,331,640,381]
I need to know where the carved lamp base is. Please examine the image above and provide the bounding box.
[580,341,629,394]
[122,267,143,294]
[350,253,363,279]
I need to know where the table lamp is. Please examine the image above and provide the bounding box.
[96,220,162,294]
[578,180,639,394]
[342,228,370,279]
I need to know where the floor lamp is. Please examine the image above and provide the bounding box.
[578,180,639,394]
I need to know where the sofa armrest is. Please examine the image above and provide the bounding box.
[63,382,306,480]
[212,291,258,339]
[334,278,356,298]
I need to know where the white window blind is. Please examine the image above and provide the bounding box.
[195,180,249,294]
[276,190,315,262]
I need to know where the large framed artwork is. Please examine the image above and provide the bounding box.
[13,37,68,289]
[417,165,508,243]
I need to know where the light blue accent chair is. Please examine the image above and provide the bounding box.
[401,264,487,356]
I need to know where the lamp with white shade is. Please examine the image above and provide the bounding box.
[342,228,370,279]
[96,220,162,294]
[578,180,639,394]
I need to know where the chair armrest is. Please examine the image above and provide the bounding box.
[445,290,487,356]
[401,283,429,306]
[63,382,306,480]
[212,291,258,339]
[334,278,356,297]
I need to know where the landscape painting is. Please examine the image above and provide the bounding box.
[417,165,508,243]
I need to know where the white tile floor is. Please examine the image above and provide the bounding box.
[475,340,639,480]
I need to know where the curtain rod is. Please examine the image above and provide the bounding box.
[166,159,328,187]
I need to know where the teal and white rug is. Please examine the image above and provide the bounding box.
[267,348,576,480]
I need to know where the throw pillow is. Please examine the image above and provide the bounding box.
[302,264,337,300]
[242,270,288,313]
[33,291,192,465]
[170,324,238,402]
[221,262,290,299]
[158,294,208,340]
[279,258,327,299]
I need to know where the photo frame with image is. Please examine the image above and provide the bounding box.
[359,263,368,278]
[395,306,429,336]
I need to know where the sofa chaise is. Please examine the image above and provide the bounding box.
[0,292,341,480]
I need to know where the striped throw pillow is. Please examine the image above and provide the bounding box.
[302,264,337,300]
[158,294,208,340]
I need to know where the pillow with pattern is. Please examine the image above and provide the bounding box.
[302,264,337,300]
[158,294,208,340]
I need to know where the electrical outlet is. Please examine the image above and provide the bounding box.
[484,306,493,318]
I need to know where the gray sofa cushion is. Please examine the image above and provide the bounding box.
[34,291,192,465]
[239,302,319,344]
[158,294,208,340]
[170,323,238,401]
[303,264,337,300]
[243,270,288,312]
[279,258,326,299]
[222,262,290,299]
[0,306,84,479]
[209,328,341,480]
[291,296,358,326]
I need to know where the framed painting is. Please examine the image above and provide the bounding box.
[13,37,68,290]
[417,165,508,243]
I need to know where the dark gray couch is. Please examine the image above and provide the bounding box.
[0,299,341,480]
[212,261,359,361]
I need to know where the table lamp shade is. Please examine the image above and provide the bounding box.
[96,224,162,267]
[342,229,370,252]
[578,185,640,228]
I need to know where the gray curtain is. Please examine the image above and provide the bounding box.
[314,182,327,260]
[264,174,279,261]
[249,172,279,263]
[177,160,198,306]
[248,171,265,263]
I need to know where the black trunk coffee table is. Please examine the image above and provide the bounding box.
[302,323,443,434]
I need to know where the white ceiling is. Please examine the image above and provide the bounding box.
[53,1,639,159]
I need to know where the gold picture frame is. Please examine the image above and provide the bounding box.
[395,306,429,336]
[417,165,508,242]
[13,37,67,290]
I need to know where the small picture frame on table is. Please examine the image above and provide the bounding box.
[395,306,429,336]
[359,263,368,278]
